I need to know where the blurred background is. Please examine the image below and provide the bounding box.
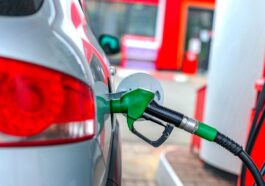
[84,0,265,185]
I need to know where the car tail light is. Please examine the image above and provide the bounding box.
[0,57,95,146]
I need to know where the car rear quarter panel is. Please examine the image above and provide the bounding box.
[0,0,113,185]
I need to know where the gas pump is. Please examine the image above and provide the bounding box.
[109,73,265,186]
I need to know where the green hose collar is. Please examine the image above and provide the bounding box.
[195,122,218,141]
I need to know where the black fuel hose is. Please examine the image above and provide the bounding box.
[146,101,265,186]
[241,82,265,186]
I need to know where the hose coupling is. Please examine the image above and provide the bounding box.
[179,116,199,134]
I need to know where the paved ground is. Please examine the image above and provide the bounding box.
[121,142,176,186]
[166,147,236,186]
[114,69,208,185]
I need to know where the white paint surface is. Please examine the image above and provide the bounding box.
[156,153,184,186]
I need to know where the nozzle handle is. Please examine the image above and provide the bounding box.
[131,121,174,147]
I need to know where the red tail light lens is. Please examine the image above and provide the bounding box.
[0,57,95,146]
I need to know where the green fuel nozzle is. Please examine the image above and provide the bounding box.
[110,88,218,142]
[110,88,174,147]
[109,88,219,145]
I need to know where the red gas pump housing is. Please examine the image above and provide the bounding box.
[237,78,265,186]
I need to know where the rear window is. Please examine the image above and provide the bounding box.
[0,0,44,16]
